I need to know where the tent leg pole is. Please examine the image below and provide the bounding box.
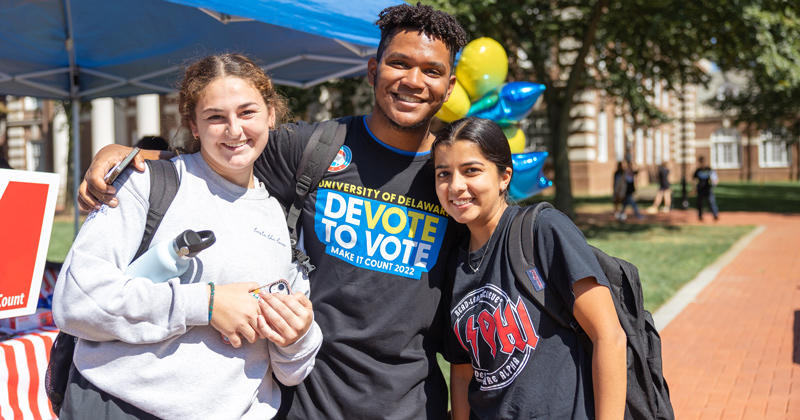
[72,99,80,238]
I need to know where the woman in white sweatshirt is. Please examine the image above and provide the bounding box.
[53,54,321,420]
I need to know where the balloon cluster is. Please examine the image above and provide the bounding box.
[436,38,552,200]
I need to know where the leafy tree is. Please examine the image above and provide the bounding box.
[423,0,800,217]
[278,78,373,123]
[706,3,800,180]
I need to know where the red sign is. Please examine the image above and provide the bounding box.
[0,169,59,319]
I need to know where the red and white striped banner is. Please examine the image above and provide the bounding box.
[0,328,58,420]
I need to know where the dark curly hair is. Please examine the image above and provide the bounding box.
[375,2,468,73]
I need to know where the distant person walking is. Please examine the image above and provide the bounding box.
[647,160,671,213]
[693,156,719,221]
[618,161,643,221]
[612,162,626,219]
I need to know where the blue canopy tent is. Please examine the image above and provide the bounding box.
[0,0,400,232]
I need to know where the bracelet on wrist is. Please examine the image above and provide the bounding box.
[208,282,215,322]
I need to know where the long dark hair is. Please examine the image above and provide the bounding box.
[432,117,513,199]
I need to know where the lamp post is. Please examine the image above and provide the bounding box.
[680,82,689,209]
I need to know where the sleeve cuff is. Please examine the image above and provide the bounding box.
[184,281,211,326]
[277,321,322,358]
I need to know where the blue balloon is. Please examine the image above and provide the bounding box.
[467,82,545,124]
[509,152,552,201]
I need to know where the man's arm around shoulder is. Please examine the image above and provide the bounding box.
[78,144,173,211]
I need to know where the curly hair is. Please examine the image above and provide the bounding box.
[176,54,289,153]
[375,2,468,72]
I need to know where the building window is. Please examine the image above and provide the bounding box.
[597,111,608,162]
[710,127,741,169]
[522,110,550,152]
[646,129,654,165]
[635,128,644,164]
[654,79,661,106]
[26,140,45,171]
[759,131,790,168]
[655,129,663,164]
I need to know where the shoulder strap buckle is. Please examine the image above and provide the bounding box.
[292,247,316,274]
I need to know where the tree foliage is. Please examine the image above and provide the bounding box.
[708,3,800,142]
[423,0,800,216]
[278,78,374,123]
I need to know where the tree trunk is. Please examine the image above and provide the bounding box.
[549,95,575,219]
[549,0,608,220]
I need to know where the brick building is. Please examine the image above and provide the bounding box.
[522,68,798,197]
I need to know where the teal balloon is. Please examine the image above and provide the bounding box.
[467,82,545,124]
[509,151,552,201]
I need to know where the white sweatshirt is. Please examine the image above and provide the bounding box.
[52,153,321,420]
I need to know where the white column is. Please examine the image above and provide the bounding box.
[655,129,663,164]
[136,94,161,138]
[597,111,608,163]
[91,97,115,155]
[614,116,624,162]
[53,106,69,208]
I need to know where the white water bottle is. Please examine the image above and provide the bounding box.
[125,230,216,282]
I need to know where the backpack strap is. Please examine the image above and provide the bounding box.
[288,116,353,274]
[507,202,593,352]
[135,159,180,259]
[47,158,181,415]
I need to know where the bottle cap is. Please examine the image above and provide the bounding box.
[174,230,216,259]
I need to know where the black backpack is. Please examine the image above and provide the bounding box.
[46,159,180,415]
[285,116,352,274]
[507,202,675,420]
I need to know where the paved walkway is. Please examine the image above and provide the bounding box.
[577,208,800,419]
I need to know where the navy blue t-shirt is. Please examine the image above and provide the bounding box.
[694,167,714,195]
[443,205,609,420]
[255,116,457,420]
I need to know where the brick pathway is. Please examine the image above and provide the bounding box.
[578,208,800,419]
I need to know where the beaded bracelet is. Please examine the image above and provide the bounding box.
[208,282,215,322]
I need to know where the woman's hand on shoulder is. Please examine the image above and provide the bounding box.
[209,282,262,348]
[256,290,314,347]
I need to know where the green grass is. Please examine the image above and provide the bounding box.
[712,182,800,213]
[524,181,800,215]
[47,220,78,263]
[582,223,754,311]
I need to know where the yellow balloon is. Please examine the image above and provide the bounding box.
[456,37,509,100]
[436,80,470,123]
[502,125,526,154]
